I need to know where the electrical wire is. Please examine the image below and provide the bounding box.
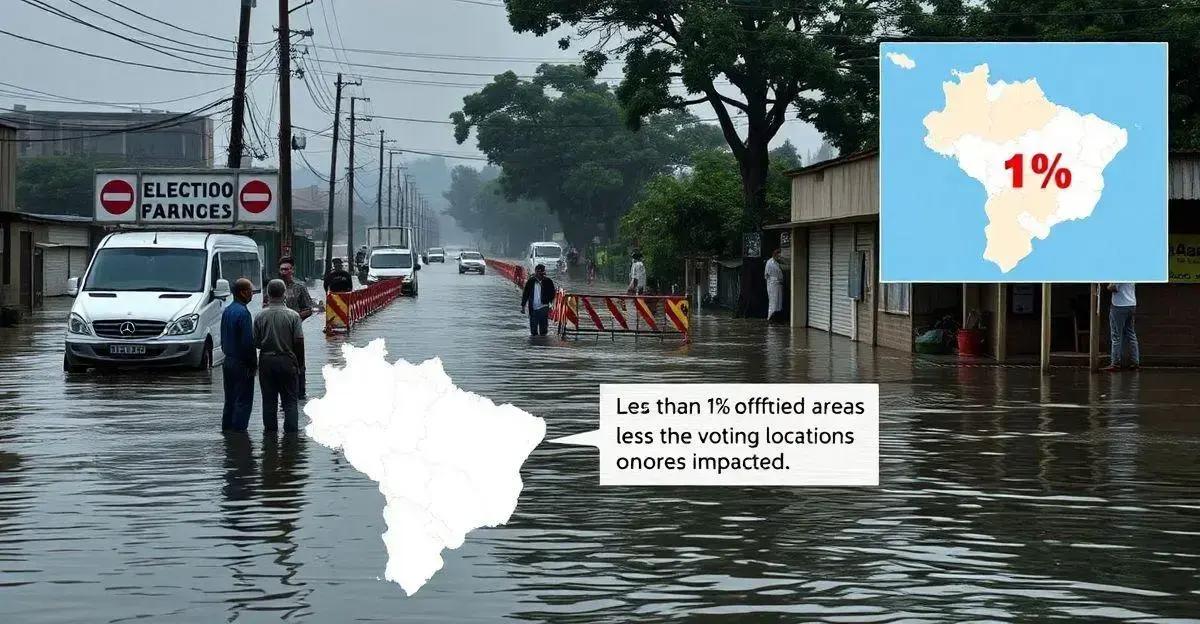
[16,0,234,71]
[0,98,231,142]
[104,0,234,43]
[0,27,230,75]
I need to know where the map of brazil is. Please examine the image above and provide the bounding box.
[881,43,1168,282]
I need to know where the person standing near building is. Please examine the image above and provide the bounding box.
[1104,282,1140,371]
[220,278,256,432]
[628,252,647,295]
[254,279,305,432]
[521,264,556,337]
[765,248,785,323]
[275,256,316,400]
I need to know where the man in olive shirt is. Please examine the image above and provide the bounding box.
[254,279,305,433]
[276,256,316,399]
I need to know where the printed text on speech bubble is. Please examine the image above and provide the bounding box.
[550,384,879,486]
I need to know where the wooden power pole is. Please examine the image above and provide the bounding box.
[227,0,253,168]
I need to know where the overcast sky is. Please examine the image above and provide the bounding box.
[2,0,827,180]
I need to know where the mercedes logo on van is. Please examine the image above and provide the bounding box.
[119,321,137,336]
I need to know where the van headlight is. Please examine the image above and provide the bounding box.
[68,313,91,335]
[402,274,413,282]
[167,314,200,336]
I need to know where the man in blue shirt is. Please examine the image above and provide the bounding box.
[221,278,257,431]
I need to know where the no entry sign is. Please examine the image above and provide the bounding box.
[99,179,135,215]
[240,180,272,213]
[94,169,279,226]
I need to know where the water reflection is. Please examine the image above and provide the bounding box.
[0,270,1197,622]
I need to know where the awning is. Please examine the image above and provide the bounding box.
[763,214,877,230]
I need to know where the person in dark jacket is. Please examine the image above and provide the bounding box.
[520,263,556,336]
[220,278,257,432]
[324,258,354,294]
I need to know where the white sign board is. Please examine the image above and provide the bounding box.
[94,169,279,227]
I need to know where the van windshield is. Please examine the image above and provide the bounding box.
[371,253,413,269]
[461,252,482,260]
[83,248,208,292]
[534,245,562,258]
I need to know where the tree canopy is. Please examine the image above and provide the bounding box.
[504,0,889,225]
[451,63,724,246]
[443,164,559,255]
[899,0,1200,149]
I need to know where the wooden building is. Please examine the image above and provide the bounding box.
[770,150,1200,367]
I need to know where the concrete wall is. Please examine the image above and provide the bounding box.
[0,125,15,213]
[876,308,912,352]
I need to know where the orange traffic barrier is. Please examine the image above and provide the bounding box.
[555,292,689,342]
[324,278,404,334]
[484,259,526,287]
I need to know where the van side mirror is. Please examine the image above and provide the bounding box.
[415,263,421,271]
[66,277,79,297]
[213,278,231,299]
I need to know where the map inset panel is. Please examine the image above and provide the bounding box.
[880,42,1168,283]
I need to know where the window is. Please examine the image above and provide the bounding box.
[534,245,562,259]
[219,251,263,292]
[370,252,412,269]
[210,255,220,290]
[881,283,911,315]
[83,248,208,292]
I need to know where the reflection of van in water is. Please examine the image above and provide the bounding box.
[527,241,564,275]
[64,232,263,372]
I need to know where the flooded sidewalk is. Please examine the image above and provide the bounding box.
[1,263,1198,622]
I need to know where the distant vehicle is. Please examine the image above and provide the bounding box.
[366,247,420,296]
[64,231,263,372]
[527,241,565,276]
[427,247,446,263]
[458,251,485,275]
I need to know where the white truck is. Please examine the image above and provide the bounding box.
[364,226,420,295]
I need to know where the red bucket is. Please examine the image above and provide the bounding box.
[957,328,984,356]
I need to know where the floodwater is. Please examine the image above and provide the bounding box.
[2,263,1199,623]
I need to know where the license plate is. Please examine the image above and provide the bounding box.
[109,344,146,355]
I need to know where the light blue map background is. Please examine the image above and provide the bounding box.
[880,42,1168,283]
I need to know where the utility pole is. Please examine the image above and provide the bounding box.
[277,0,293,257]
[376,131,393,230]
[346,95,370,267]
[324,73,359,273]
[228,0,253,168]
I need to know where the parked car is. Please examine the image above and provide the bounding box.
[427,247,446,263]
[366,248,420,295]
[458,251,485,275]
[64,231,264,372]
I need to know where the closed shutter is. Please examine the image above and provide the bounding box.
[831,224,855,336]
[42,247,69,296]
[807,226,831,331]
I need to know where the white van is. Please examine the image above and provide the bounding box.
[527,241,565,275]
[63,231,263,372]
[365,247,420,295]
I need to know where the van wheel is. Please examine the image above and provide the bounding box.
[63,354,85,374]
[195,339,213,370]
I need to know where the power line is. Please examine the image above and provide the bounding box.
[61,0,239,55]
[104,0,233,43]
[0,27,229,75]
[16,0,234,71]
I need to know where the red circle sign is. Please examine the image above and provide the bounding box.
[240,179,273,213]
[99,179,135,215]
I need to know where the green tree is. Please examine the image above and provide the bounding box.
[899,0,1200,149]
[451,64,724,246]
[504,0,890,228]
[17,154,120,216]
[444,165,559,255]
[621,142,799,287]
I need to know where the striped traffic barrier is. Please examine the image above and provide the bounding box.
[324,278,404,334]
[555,292,690,342]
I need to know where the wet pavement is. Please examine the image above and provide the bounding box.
[1,262,1199,622]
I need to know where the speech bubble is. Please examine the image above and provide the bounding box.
[550,383,879,486]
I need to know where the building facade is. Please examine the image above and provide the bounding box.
[774,150,1200,365]
[3,106,214,167]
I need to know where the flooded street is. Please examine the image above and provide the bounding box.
[2,263,1199,622]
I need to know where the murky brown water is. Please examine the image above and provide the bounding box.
[2,263,1199,622]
